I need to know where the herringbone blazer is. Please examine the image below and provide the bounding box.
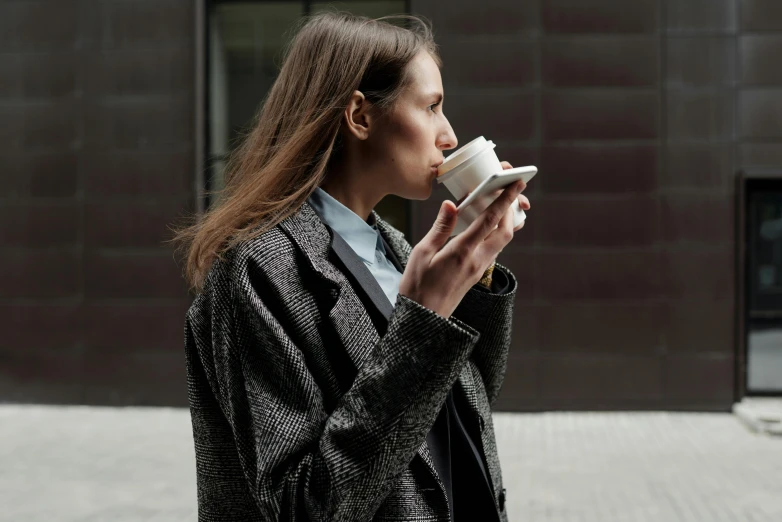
[184,201,518,521]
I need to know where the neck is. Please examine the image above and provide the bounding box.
[320,160,385,223]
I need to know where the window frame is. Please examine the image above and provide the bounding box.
[198,0,414,238]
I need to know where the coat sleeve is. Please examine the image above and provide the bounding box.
[186,261,481,521]
[449,262,518,406]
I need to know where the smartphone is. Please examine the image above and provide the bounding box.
[456,166,537,214]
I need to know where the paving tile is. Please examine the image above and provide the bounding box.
[3,405,780,521]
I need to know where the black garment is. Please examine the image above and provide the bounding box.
[426,390,500,522]
[426,400,453,515]
[474,264,511,295]
[448,389,500,521]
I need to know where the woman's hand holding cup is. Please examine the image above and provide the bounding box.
[398,179,526,319]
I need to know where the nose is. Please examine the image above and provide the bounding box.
[437,117,458,151]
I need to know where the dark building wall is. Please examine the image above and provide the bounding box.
[0,0,195,406]
[2,0,780,410]
[409,0,782,411]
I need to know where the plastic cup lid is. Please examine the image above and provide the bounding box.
[437,139,496,183]
[437,136,492,177]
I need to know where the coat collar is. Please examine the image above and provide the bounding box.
[307,186,385,265]
[277,200,410,295]
[276,200,411,364]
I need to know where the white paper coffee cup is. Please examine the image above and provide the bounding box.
[436,136,525,237]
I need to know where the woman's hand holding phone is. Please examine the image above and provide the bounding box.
[398,176,526,319]
[457,161,531,233]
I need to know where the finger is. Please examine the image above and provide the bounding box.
[479,203,515,262]
[457,180,525,249]
[513,195,530,231]
[420,200,458,257]
[500,161,513,170]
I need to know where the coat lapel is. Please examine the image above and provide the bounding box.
[329,229,394,323]
[278,202,380,373]
[278,202,447,495]
[374,212,411,273]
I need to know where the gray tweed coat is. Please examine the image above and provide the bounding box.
[184,201,518,521]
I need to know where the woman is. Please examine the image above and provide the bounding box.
[176,11,530,522]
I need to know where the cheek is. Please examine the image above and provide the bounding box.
[393,122,431,163]
[380,140,419,172]
[387,107,428,139]
[375,111,432,176]
[405,117,432,146]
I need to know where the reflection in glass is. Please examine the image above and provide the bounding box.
[312,1,406,20]
[747,324,782,392]
[208,2,303,199]
[207,1,411,236]
[746,184,782,392]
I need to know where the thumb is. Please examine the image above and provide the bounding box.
[425,200,458,247]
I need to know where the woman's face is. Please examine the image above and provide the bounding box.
[369,51,458,200]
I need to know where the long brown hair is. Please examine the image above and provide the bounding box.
[173,11,442,292]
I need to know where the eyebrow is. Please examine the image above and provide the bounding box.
[425,92,443,103]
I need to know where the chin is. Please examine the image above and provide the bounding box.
[415,182,434,201]
[395,174,435,201]
[393,186,427,202]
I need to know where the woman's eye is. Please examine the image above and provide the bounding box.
[428,103,440,112]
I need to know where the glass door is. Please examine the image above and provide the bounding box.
[746,178,782,393]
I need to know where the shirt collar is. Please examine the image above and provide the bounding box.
[307,186,385,264]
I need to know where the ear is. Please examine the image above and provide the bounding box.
[343,90,372,140]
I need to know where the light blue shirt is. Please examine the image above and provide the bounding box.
[307,187,403,307]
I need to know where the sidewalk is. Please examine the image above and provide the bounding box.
[1,405,780,521]
[495,410,781,522]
